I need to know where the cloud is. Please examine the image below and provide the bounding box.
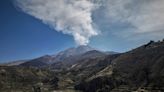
[15,0,164,46]
[15,0,98,45]
[100,0,164,36]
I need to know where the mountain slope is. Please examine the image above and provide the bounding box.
[19,45,95,67]
[0,66,59,92]
[2,60,28,66]
[20,55,52,67]
[53,45,94,62]
[19,45,118,68]
[60,50,106,65]
[75,40,164,92]
[1,40,164,92]
[112,40,164,87]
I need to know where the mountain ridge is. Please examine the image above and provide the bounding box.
[18,45,117,68]
[0,40,164,92]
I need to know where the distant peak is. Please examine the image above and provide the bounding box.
[77,45,92,48]
[76,45,95,51]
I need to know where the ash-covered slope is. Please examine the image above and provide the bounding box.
[53,45,94,62]
[51,50,108,69]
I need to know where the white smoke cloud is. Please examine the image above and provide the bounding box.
[103,0,164,35]
[15,0,98,45]
[15,0,164,46]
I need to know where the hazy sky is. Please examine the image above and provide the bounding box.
[1,0,164,63]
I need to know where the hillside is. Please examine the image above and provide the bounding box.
[75,40,164,92]
[0,40,164,92]
[18,45,116,69]
[19,45,95,68]
[0,66,58,92]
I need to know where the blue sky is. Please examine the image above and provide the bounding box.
[0,0,75,63]
[1,0,164,63]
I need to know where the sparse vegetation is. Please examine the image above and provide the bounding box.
[0,40,164,92]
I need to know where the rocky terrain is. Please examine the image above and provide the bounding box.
[0,40,164,92]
